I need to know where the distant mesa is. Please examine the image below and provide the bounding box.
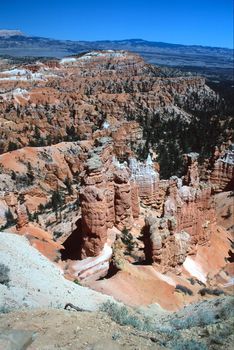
[0,29,25,37]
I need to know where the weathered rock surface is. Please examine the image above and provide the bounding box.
[114,169,133,230]
[16,202,29,230]
[0,232,114,311]
[210,145,234,192]
[80,186,107,258]
[0,330,35,350]
[129,156,160,208]
[79,141,140,257]
[142,152,218,271]
[144,215,190,271]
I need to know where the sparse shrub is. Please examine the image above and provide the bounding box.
[100,301,155,332]
[121,228,135,254]
[101,301,143,329]
[208,322,234,346]
[101,301,178,337]
[0,305,11,314]
[7,141,18,152]
[0,263,10,287]
[170,339,208,350]
[112,332,121,341]
[73,279,81,285]
[38,203,45,213]
[54,231,63,240]
[175,284,193,296]
[64,177,73,195]
[11,170,16,180]
[51,189,63,219]
[196,310,218,327]
[188,277,205,286]
[221,207,232,219]
[4,209,16,227]
[170,308,217,330]
[199,288,224,296]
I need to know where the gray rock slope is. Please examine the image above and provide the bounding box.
[0,232,114,311]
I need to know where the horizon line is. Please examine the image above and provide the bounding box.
[1,29,233,50]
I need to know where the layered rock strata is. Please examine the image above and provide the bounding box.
[143,153,216,271]
[114,170,133,230]
[80,147,218,272]
[129,155,160,208]
[80,186,107,258]
[144,215,190,272]
[210,144,234,192]
[80,138,140,257]
[16,202,29,230]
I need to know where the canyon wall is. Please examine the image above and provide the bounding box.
[79,146,221,274]
[143,153,217,271]
[79,146,224,274]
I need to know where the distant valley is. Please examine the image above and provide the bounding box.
[0,30,233,81]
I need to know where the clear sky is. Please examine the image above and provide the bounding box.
[0,0,233,48]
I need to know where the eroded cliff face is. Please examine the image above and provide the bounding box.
[143,154,216,272]
[144,214,190,271]
[129,156,160,208]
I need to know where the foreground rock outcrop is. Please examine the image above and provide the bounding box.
[0,232,113,311]
[1,295,233,350]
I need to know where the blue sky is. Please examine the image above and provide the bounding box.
[0,0,233,48]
